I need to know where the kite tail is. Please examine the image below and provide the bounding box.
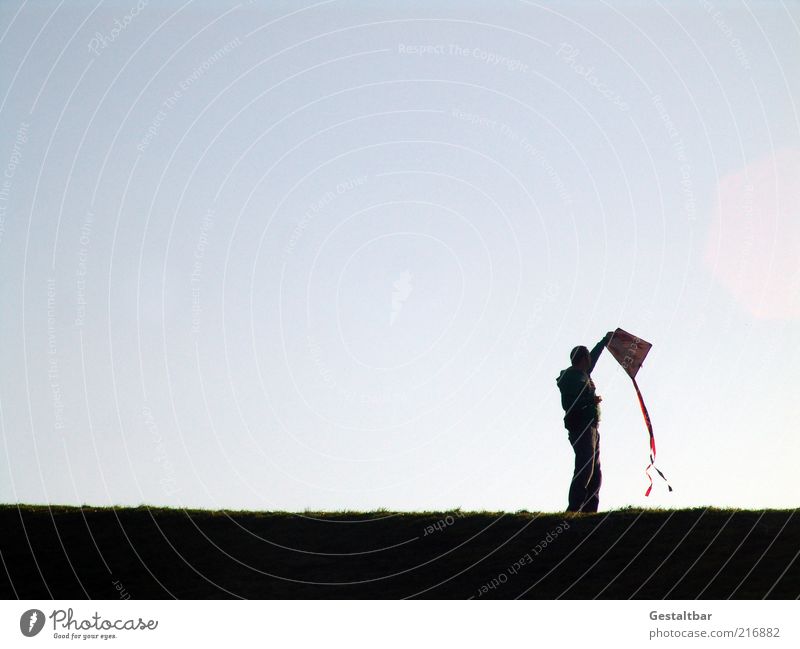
[632,377,673,496]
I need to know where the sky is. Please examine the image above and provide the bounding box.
[0,0,798,512]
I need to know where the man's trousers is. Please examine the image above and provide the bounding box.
[567,422,602,513]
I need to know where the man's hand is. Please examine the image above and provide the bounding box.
[605,331,615,344]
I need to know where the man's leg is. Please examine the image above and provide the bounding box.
[567,423,596,512]
[583,427,602,512]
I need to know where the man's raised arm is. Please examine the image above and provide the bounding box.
[588,331,614,373]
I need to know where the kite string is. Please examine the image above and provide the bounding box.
[631,376,673,495]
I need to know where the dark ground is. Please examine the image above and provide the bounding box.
[1,506,797,599]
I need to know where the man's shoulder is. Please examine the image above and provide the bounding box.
[556,367,588,386]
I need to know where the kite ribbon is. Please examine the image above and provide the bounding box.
[631,376,673,496]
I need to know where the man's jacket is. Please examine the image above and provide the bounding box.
[556,337,606,429]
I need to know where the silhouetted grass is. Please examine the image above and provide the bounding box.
[1,505,797,599]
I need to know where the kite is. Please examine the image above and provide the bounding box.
[606,328,673,496]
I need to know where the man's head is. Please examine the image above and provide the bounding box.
[570,345,591,372]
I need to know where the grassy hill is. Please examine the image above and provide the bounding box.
[1,505,797,599]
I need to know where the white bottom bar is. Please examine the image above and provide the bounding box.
[1,600,797,648]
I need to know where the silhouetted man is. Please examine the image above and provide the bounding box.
[557,332,614,513]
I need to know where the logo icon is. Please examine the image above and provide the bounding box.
[20,609,45,637]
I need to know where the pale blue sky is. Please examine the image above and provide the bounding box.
[1,0,798,511]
